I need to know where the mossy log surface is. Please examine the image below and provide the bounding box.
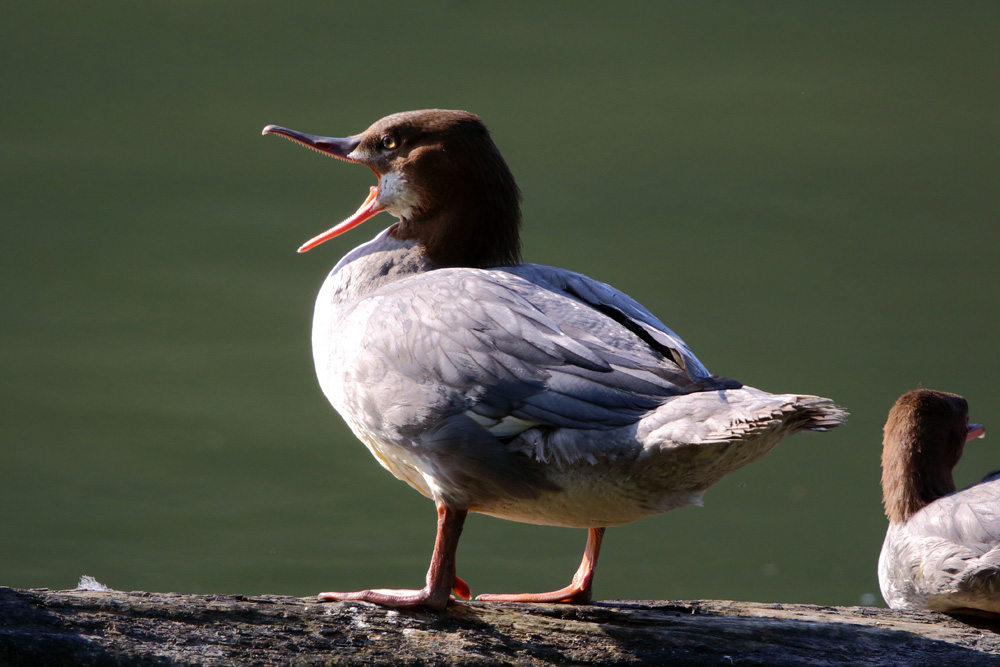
[2,586,1000,666]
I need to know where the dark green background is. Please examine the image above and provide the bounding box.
[3,2,998,606]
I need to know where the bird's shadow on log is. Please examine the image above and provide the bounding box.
[446,600,1000,667]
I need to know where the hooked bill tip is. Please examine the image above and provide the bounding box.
[262,124,278,136]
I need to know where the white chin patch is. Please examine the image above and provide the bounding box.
[378,172,420,219]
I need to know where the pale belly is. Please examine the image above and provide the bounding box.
[473,465,706,528]
[345,415,705,529]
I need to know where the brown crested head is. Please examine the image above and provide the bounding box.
[880,389,978,523]
[263,109,522,268]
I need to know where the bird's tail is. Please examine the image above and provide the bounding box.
[633,388,847,501]
[781,394,849,433]
[640,387,847,448]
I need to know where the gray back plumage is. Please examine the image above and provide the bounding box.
[879,476,1000,611]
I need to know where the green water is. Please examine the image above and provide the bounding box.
[3,2,998,607]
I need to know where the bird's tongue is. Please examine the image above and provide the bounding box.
[967,423,986,441]
[297,186,384,253]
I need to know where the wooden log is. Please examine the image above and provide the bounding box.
[2,586,999,666]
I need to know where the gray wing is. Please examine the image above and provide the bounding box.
[346,267,733,439]
[505,264,712,380]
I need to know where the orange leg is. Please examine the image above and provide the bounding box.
[318,504,468,611]
[477,526,606,604]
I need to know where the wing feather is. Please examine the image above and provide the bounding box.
[337,266,731,441]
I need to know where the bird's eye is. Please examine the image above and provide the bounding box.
[381,135,397,150]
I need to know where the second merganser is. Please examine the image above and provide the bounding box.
[263,109,847,610]
[878,389,997,615]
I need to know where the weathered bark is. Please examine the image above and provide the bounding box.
[2,587,999,666]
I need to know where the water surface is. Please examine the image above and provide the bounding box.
[3,2,998,606]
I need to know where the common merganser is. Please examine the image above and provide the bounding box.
[878,389,996,615]
[262,109,847,610]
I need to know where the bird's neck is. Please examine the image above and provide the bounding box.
[390,194,522,270]
[881,430,957,524]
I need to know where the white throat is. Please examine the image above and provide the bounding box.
[378,171,421,220]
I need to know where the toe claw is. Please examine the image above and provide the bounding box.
[452,576,471,600]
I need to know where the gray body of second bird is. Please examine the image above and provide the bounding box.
[880,471,1000,612]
